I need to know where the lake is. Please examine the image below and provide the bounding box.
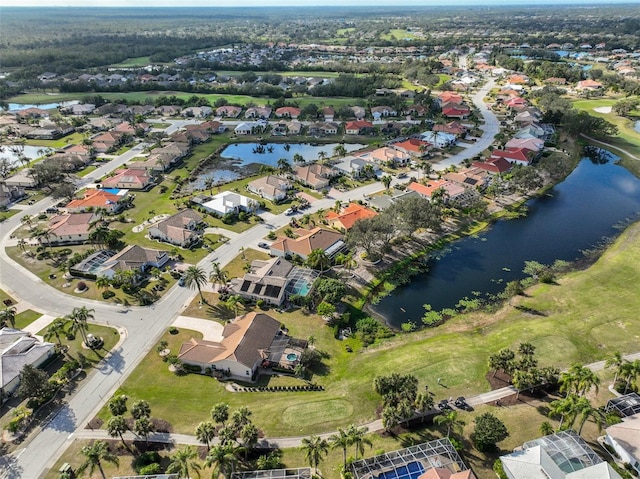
[372,156,640,329]
[190,142,365,188]
[0,145,53,166]
[8,101,79,112]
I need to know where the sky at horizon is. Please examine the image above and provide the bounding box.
[2,0,638,7]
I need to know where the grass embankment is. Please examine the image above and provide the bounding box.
[97,219,640,439]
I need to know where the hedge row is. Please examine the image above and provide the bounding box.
[236,385,324,392]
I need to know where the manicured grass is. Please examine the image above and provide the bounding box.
[25,132,85,149]
[0,209,20,222]
[38,323,121,367]
[14,309,42,330]
[76,164,98,178]
[224,249,271,279]
[380,29,417,41]
[108,56,152,68]
[0,289,15,305]
[104,219,640,440]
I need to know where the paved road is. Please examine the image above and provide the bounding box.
[0,74,503,478]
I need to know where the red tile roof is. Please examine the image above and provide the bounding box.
[326,203,377,230]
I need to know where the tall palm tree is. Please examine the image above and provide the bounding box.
[166,445,202,479]
[43,318,68,347]
[620,359,640,394]
[318,151,327,163]
[347,424,372,460]
[539,421,554,436]
[0,306,17,329]
[240,423,259,458]
[183,265,208,304]
[328,427,351,471]
[300,435,329,471]
[434,410,464,437]
[66,306,94,345]
[225,295,243,319]
[204,444,239,479]
[195,421,217,450]
[134,416,153,446]
[381,175,392,191]
[106,415,131,453]
[210,262,229,289]
[211,403,230,426]
[548,394,579,430]
[305,248,330,272]
[95,275,112,293]
[560,364,600,397]
[333,144,347,157]
[230,406,252,433]
[605,351,625,385]
[76,440,119,479]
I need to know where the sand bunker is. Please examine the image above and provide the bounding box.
[593,106,612,114]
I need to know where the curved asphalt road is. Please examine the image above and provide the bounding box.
[0,74,501,478]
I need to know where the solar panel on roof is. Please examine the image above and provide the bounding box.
[240,281,251,292]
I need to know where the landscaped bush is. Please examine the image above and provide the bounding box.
[139,463,162,475]
[183,364,203,373]
[102,290,116,299]
[76,281,88,291]
[168,327,178,335]
[134,451,162,473]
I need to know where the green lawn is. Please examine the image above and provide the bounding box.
[380,29,417,41]
[108,56,152,68]
[100,218,640,440]
[14,309,42,330]
[572,98,640,171]
[0,289,15,305]
[0,209,21,223]
[25,132,85,149]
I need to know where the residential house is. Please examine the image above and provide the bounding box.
[182,106,213,118]
[350,106,366,120]
[247,175,292,203]
[577,79,603,90]
[392,138,433,158]
[505,137,545,153]
[404,104,428,117]
[148,209,204,248]
[0,328,55,398]
[98,245,170,279]
[274,106,301,119]
[142,142,191,171]
[505,97,528,110]
[400,89,416,99]
[61,103,95,116]
[235,122,256,135]
[47,212,98,245]
[358,147,411,166]
[438,92,464,105]
[293,163,335,190]
[270,227,345,260]
[245,106,272,119]
[345,120,374,135]
[92,131,123,153]
[321,106,335,122]
[443,167,490,190]
[201,192,256,216]
[65,189,129,214]
[228,257,316,306]
[442,106,471,119]
[308,122,338,136]
[604,414,640,474]
[3,170,37,189]
[514,109,542,125]
[156,105,183,117]
[433,121,467,137]
[102,168,153,190]
[420,130,457,149]
[0,183,26,207]
[471,157,513,175]
[25,122,75,140]
[408,180,470,204]
[366,188,421,211]
[500,430,622,479]
[332,156,375,178]
[178,312,283,379]
[370,106,397,120]
[491,147,535,166]
[514,123,552,141]
[16,107,50,121]
[326,203,377,231]
[216,105,243,118]
[380,122,405,137]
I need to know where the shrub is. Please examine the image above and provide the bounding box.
[76,281,88,291]
[102,290,116,299]
[168,327,178,335]
[267,231,277,240]
[139,464,162,475]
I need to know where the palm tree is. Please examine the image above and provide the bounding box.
[240,423,259,457]
[333,144,347,157]
[44,318,68,347]
[539,421,554,436]
[605,351,625,385]
[106,415,132,453]
[166,445,202,479]
[210,261,229,289]
[292,153,305,165]
[560,364,600,397]
[434,410,464,437]
[225,295,243,318]
[0,306,17,328]
[211,403,230,426]
[230,406,252,433]
[95,275,112,293]
[305,248,330,272]
[76,440,119,479]
[277,158,292,175]
[414,392,434,423]
[204,177,215,195]
[548,394,579,430]
[131,399,151,419]
[183,265,208,304]
[89,225,111,249]
[134,416,153,446]
[329,427,351,470]
[620,359,640,394]
[381,175,392,191]
[195,421,217,450]
[317,150,328,163]
[20,214,33,230]
[347,424,372,460]
[204,444,239,479]
[108,394,128,416]
[300,435,329,471]
[66,306,94,345]
[381,405,403,433]
[17,238,28,252]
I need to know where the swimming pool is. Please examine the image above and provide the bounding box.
[378,461,425,479]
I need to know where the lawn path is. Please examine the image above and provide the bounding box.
[580,134,640,161]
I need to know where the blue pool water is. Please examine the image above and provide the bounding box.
[378,461,425,479]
